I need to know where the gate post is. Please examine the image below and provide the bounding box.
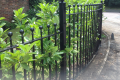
[59,0,66,80]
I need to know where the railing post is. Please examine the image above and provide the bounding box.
[20,29,27,80]
[99,0,103,44]
[30,28,36,80]
[59,0,66,80]
[8,32,16,80]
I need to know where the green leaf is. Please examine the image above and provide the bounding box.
[23,55,31,62]
[1,54,5,60]
[0,28,3,35]
[22,19,28,24]
[4,57,14,62]
[0,23,6,28]
[53,52,64,56]
[16,72,23,79]
[21,63,29,70]
[72,50,79,54]
[0,17,5,20]
[18,44,26,52]
[47,57,50,63]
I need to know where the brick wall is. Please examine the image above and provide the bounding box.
[0,0,29,22]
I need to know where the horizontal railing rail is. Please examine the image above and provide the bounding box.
[0,1,103,80]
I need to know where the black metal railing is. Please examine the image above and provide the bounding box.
[65,2,103,80]
[0,0,103,80]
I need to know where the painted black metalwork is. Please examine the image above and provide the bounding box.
[39,26,44,80]
[20,29,27,80]
[83,5,85,67]
[100,1,103,44]
[73,4,75,80]
[54,23,58,80]
[47,24,51,80]
[76,4,79,76]
[30,28,36,80]
[88,4,90,62]
[0,1,103,80]
[91,5,94,58]
[59,0,66,80]
[86,5,88,65]
[68,4,71,80]
[8,32,16,80]
[80,4,82,71]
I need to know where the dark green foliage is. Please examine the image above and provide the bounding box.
[26,9,38,19]
[105,0,120,7]
[0,0,103,79]
[29,0,43,9]
[28,0,57,19]
[29,0,57,9]
[45,0,56,3]
[1,20,16,30]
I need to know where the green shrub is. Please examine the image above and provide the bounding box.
[0,17,9,50]
[26,8,38,19]
[1,0,104,79]
[29,0,43,9]
[1,20,16,30]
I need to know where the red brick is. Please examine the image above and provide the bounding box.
[0,0,29,22]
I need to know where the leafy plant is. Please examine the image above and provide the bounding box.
[0,17,9,50]
[0,20,16,30]
[0,0,105,79]
[36,1,59,30]
[13,7,29,31]
[0,42,40,80]
[29,0,43,9]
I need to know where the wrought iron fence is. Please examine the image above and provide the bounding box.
[0,0,103,80]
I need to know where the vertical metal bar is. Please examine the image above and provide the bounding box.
[59,1,66,80]
[86,5,88,64]
[85,5,87,66]
[88,4,90,62]
[93,5,97,53]
[98,5,101,45]
[47,24,51,80]
[89,5,91,60]
[54,23,57,80]
[73,4,75,80]
[100,1,103,44]
[68,4,71,80]
[93,5,96,55]
[90,4,93,60]
[98,5,100,47]
[20,29,27,80]
[83,5,85,67]
[96,6,99,51]
[94,5,98,52]
[93,5,94,53]
[76,4,79,76]
[87,5,89,64]
[80,5,82,71]
[91,5,94,58]
[30,28,36,80]
[8,32,16,80]
[95,6,98,51]
[39,26,44,80]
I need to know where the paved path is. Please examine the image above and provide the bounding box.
[97,11,120,80]
[76,10,120,80]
